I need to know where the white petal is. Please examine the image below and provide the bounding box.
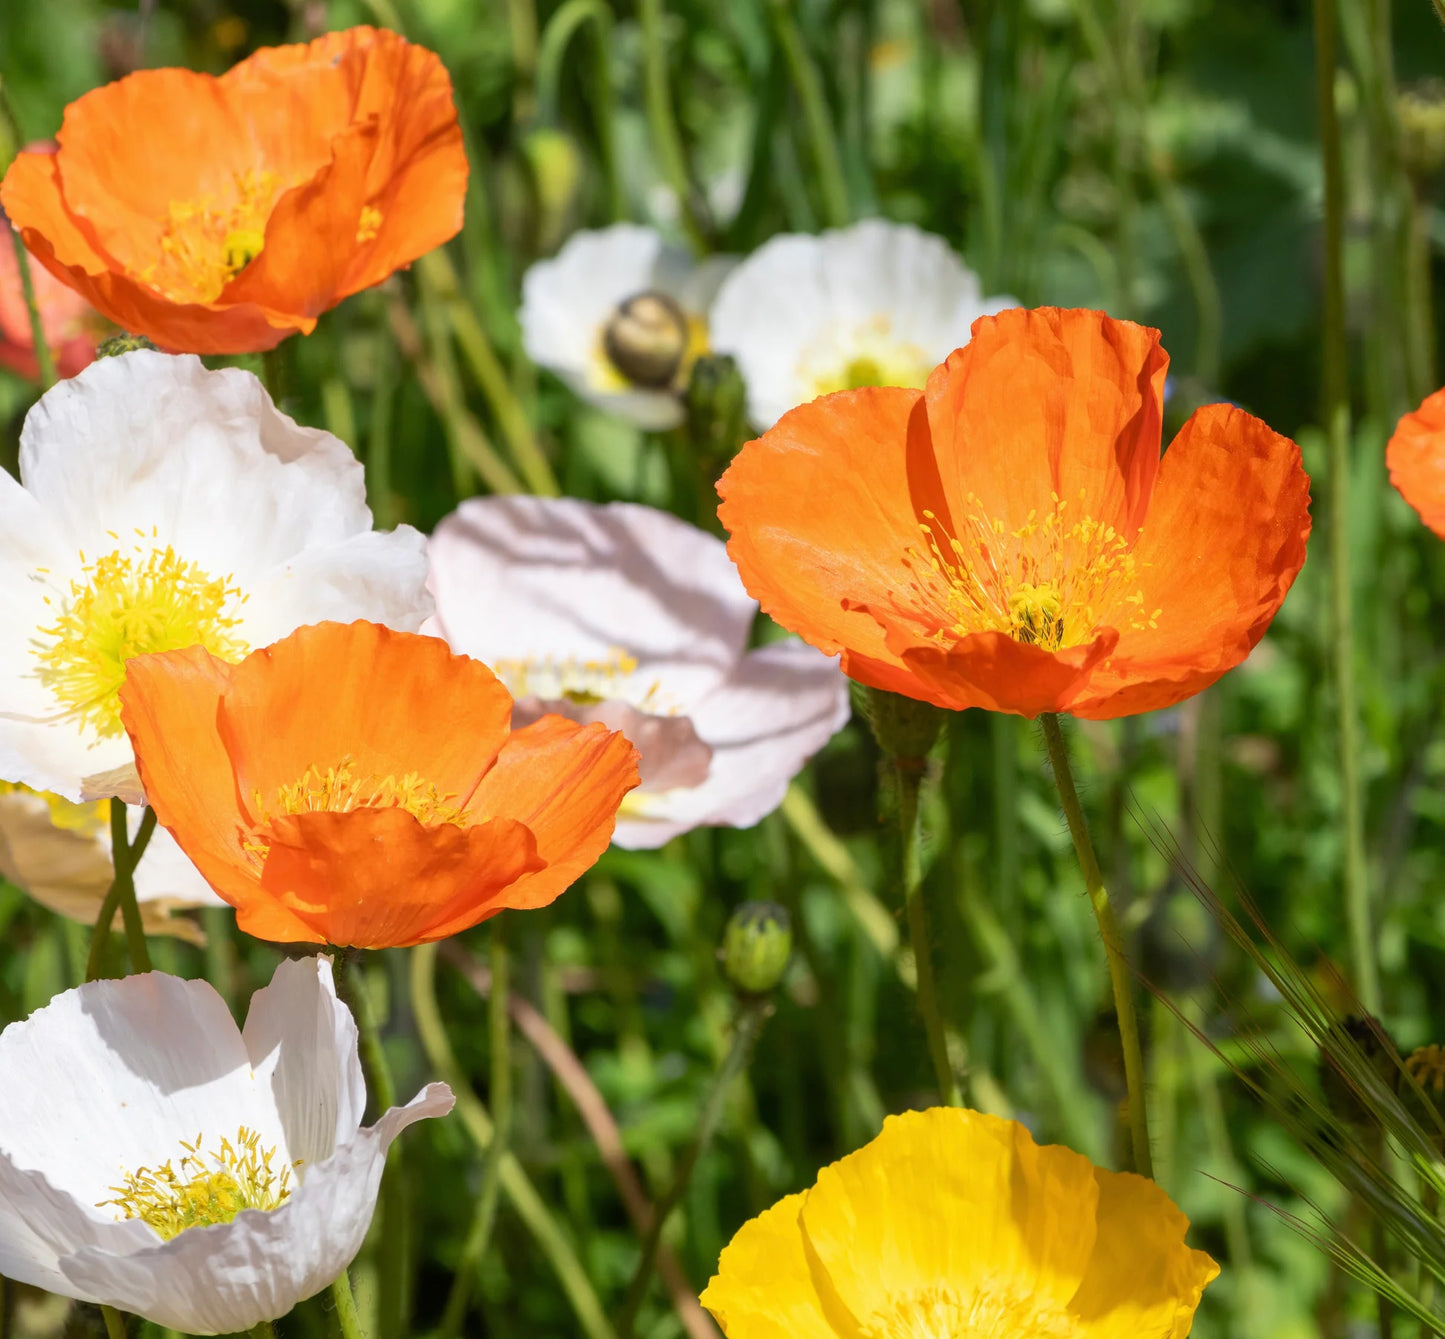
[0,973,282,1210]
[241,956,366,1169]
[612,640,851,848]
[131,821,227,911]
[708,218,1012,428]
[58,1084,454,1335]
[428,496,756,708]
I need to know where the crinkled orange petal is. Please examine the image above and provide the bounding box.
[466,714,640,919]
[1387,386,1445,537]
[923,308,1168,543]
[257,807,543,948]
[1070,1169,1219,1339]
[119,644,274,915]
[718,387,932,696]
[1063,403,1311,720]
[218,622,514,819]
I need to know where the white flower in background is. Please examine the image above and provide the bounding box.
[0,350,432,802]
[0,955,452,1335]
[426,496,851,849]
[0,786,223,942]
[520,224,733,431]
[708,218,1016,429]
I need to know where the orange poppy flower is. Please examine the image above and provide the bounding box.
[0,27,466,356]
[1387,386,1445,536]
[719,307,1311,720]
[118,621,640,948]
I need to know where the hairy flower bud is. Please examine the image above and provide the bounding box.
[722,901,792,995]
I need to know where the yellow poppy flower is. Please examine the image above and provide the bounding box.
[701,1108,1218,1339]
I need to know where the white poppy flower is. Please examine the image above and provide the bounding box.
[0,787,223,941]
[0,349,432,802]
[520,224,732,431]
[708,218,1016,429]
[0,955,452,1334]
[425,495,851,849]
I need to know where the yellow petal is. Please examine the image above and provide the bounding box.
[701,1192,837,1339]
[797,1108,1099,1332]
[1069,1168,1220,1339]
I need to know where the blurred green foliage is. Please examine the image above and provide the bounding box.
[6,1,1445,1337]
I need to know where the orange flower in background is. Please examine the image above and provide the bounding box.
[0,26,467,355]
[119,621,640,948]
[720,307,1312,720]
[1388,386,1445,536]
[0,217,103,380]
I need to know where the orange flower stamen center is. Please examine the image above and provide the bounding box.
[33,539,248,739]
[911,492,1160,652]
[143,169,284,304]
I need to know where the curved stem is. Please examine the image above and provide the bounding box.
[85,806,158,982]
[1039,713,1153,1177]
[638,0,708,249]
[763,0,850,228]
[616,999,771,1339]
[11,239,56,391]
[100,1306,127,1339]
[410,943,617,1339]
[331,1269,366,1339]
[1314,0,1379,1013]
[333,954,397,1114]
[895,760,959,1107]
[437,923,512,1339]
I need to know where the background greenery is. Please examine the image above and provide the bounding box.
[3,0,1445,1336]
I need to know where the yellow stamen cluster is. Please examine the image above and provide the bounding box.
[0,780,107,835]
[492,648,668,710]
[143,169,282,303]
[356,204,384,243]
[861,1281,1082,1339]
[909,491,1160,653]
[98,1128,296,1241]
[33,538,248,739]
[258,755,468,829]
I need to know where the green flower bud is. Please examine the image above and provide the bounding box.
[684,353,748,462]
[722,901,792,996]
[859,684,947,764]
[96,333,159,359]
[604,291,690,390]
[521,127,583,251]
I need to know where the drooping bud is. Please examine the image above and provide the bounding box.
[859,684,947,765]
[684,353,748,462]
[603,291,690,389]
[521,127,583,252]
[96,333,159,359]
[722,901,792,996]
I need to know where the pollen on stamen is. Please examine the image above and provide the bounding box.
[98,1126,298,1242]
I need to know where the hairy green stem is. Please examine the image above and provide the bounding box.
[896,760,960,1107]
[1040,713,1153,1177]
[247,1321,280,1339]
[85,806,158,982]
[11,238,56,390]
[1314,0,1379,1013]
[638,0,708,248]
[617,998,771,1337]
[438,923,512,1339]
[764,0,850,228]
[410,942,617,1339]
[331,1269,366,1339]
[334,954,397,1114]
[100,1306,127,1339]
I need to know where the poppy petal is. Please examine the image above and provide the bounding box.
[1064,403,1310,719]
[1387,386,1445,536]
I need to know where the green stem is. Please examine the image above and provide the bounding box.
[100,1306,127,1339]
[331,1269,366,1339]
[1039,713,1153,1177]
[1314,0,1379,1013]
[333,954,397,1114]
[261,345,291,407]
[763,0,850,228]
[437,922,512,1339]
[85,806,158,982]
[367,299,398,531]
[410,943,617,1339]
[638,0,708,249]
[509,0,539,121]
[248,1321,280,1339]
[895,760,959,1107]
[616,998,771,1338]
[11,237,56,391]
[535,0,624,220]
